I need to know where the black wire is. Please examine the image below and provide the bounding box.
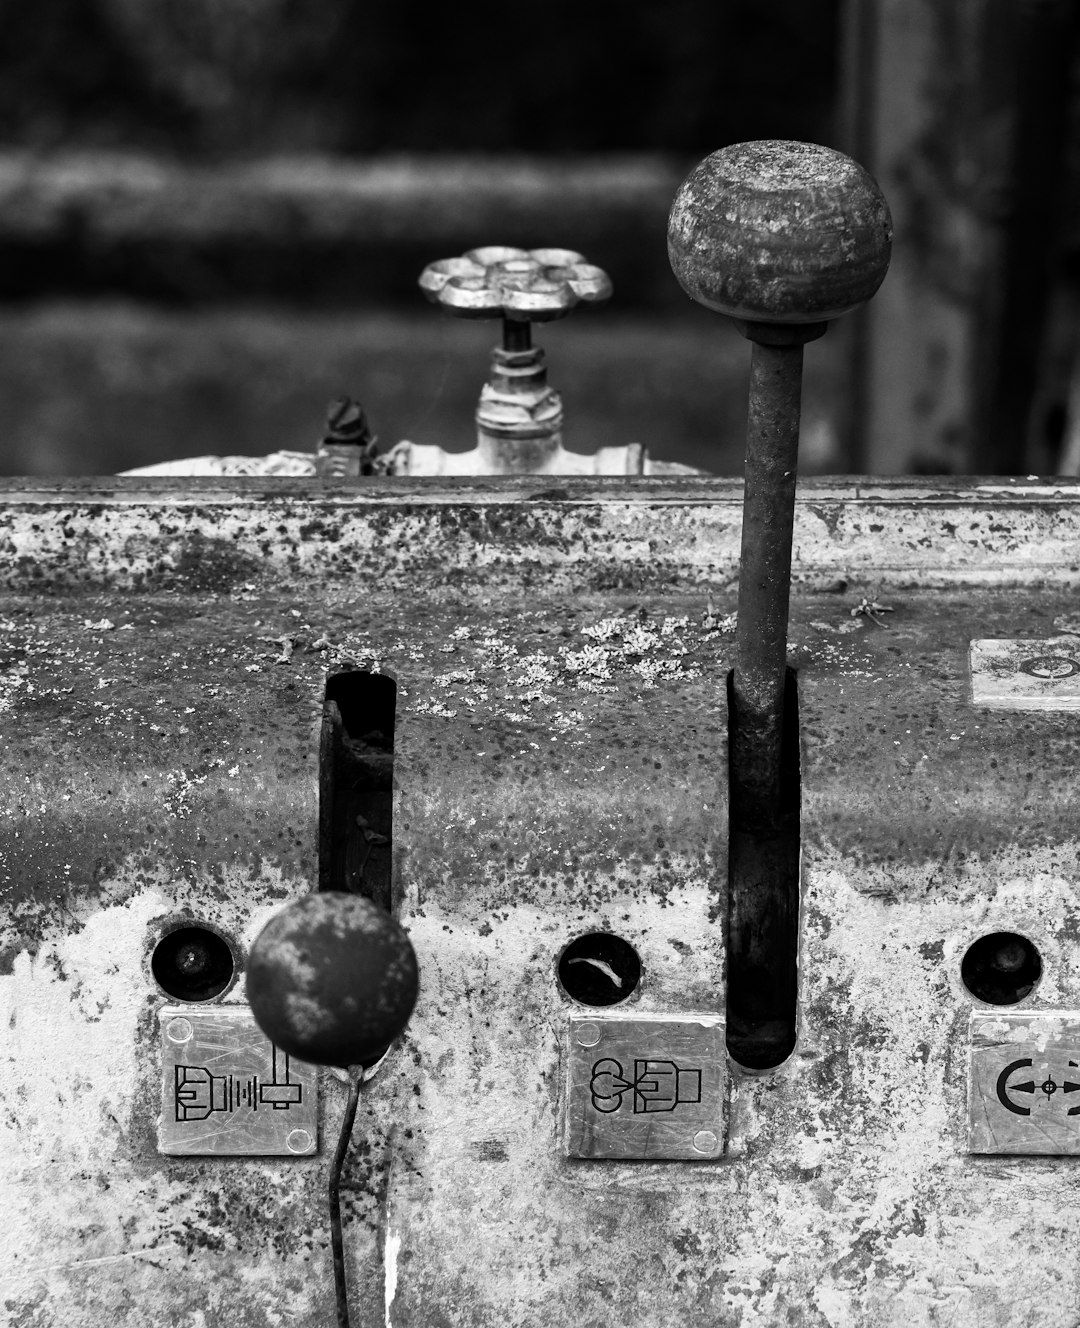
[329,1072,363,1328]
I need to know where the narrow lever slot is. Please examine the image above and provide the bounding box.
[319,671,397,908]
[726,666,801,1070]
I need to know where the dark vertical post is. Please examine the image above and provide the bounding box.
[837,0,880,473]
[983,0,1076,473]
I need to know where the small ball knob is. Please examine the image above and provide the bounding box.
[247,893,418,1068]
[667,140,892,325]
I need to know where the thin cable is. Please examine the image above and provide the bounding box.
[329,1071,363,1328]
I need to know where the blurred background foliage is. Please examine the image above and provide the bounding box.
[0,0,1077,477]
[0,0,837,157]
[0,0,843,476]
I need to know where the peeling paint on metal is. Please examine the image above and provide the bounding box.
[384,1224,400,1328]
[5,478,1080,1325]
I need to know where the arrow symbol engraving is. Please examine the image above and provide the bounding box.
[996,1058,1036,1116]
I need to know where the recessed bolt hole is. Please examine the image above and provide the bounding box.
[175,943,210,976]
[558,933,641,1006]
[152,925,236,1002]
[961,931,1042,1005]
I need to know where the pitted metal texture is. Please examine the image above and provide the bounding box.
[4,477,1080,1326]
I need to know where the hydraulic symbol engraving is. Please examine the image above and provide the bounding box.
[566,1014,723,1160]
[589,1056,702,1114]
[996,1057,1035,1115]
[968,1011,1080,1155]
[175,1044,303,1121]
[1018,655,1080,679]
[158,1005,318,1157]
[995,1056,1080,1117]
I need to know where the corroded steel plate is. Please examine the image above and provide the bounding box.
[969,1011,1080,1154]
[158,1005,318,1156]
[10,478,1080,1326]
[565,1012,724,1159]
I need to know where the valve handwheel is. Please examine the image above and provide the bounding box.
[419,246,613,467]
[419,245,612,330]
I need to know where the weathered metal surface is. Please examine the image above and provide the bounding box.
[969,1010,1080,1154]
[159,1006,318,1157]
[564,1013,724,1160]
[4,477,1080,1325]
[667,142,892,324]
[6,476,1080,591]
[970,636,1080,709]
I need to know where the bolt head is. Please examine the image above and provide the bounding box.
[247,892,418,1068]
[668,140,893,324]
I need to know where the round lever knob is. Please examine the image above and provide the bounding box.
[667,140,892,328]
[247,892,418,1068]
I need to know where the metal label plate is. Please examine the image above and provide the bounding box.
[970,638,1080,709]
[969,1010,1080,1154]
[565,1012,724,1160]
[158,1005,318,1157]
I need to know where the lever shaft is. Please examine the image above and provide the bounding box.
[668,140,892,1067]
[733,339,803,827]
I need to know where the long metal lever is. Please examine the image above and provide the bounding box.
[248,892,419,1326]
[668,140,892,1066]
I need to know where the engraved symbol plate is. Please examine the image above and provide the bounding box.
[565,1012,724,1160]
[970,638,1080,709]
[969,1010,1080,1154]
[158,1005,318,1157]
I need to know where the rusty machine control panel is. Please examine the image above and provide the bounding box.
[5,142,1080,1327]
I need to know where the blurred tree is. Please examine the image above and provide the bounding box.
[0,0,838,156]
[0,0,185,149]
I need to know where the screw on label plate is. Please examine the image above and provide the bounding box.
[970,639,1080,709]
[158,1006,318,1158]
[970,1012,1080,1153]
[566,1014,724,1160]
